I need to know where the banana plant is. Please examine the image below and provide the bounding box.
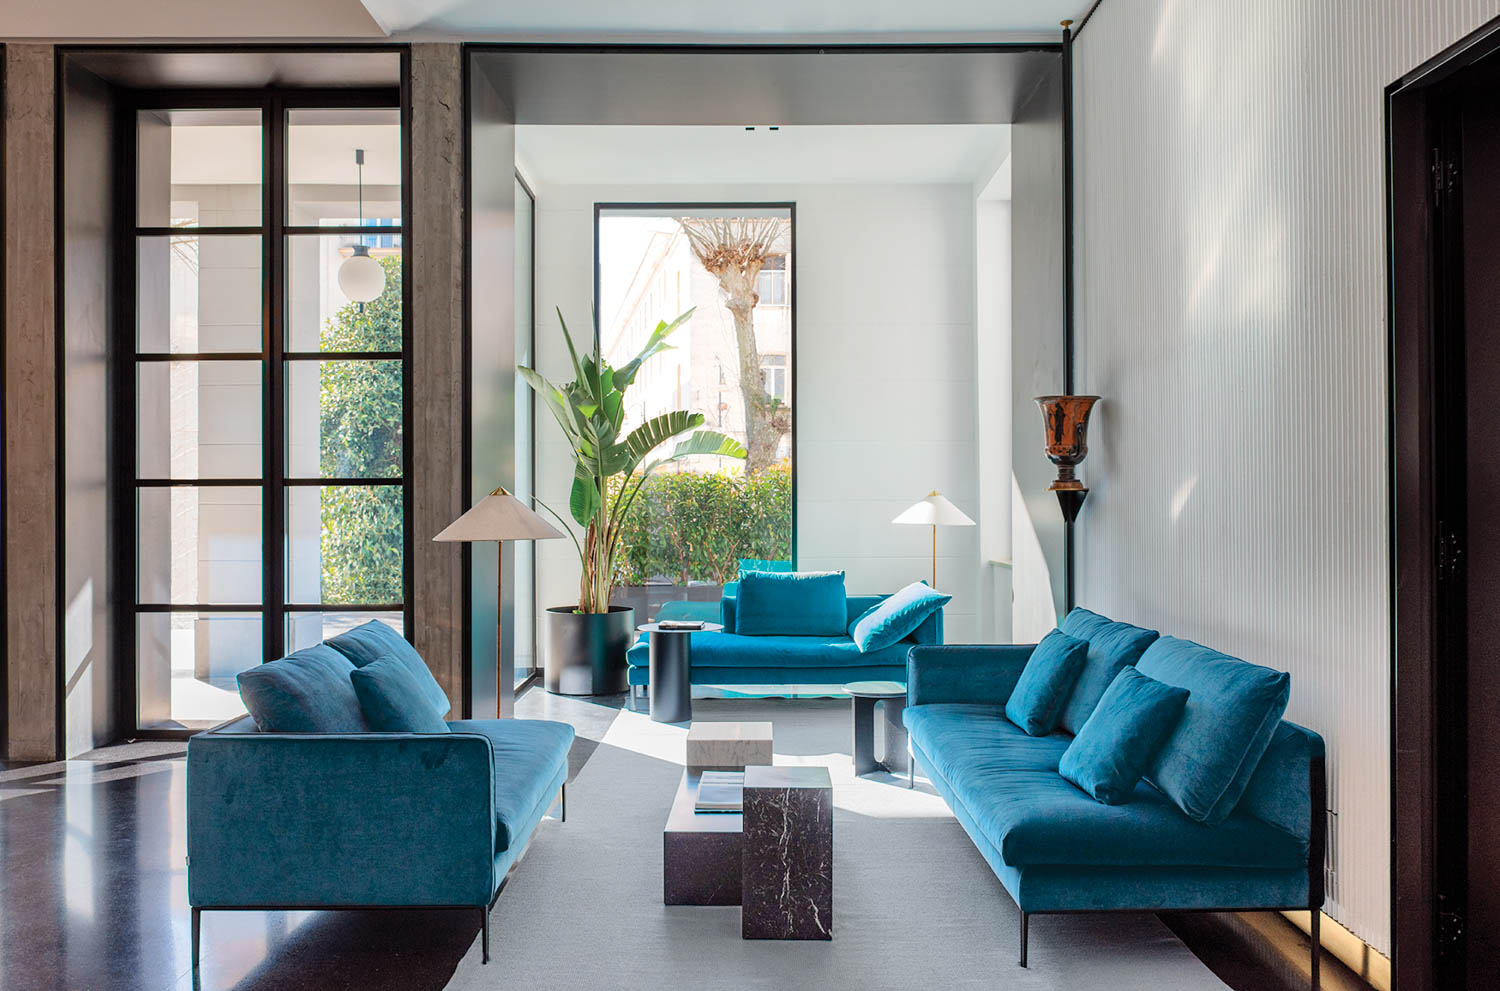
[520,307,747,613]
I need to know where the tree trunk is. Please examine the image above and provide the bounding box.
[725,289,783,475]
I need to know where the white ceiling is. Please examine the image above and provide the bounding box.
[517,125,1011,187]
[361,0,1088,39]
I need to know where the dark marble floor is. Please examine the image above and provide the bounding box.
[0,687,1372,991]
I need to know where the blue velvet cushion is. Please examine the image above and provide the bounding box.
[325,620,450,718]
[1056,608,1161,735]
[1004,629,1089,736]
[350,655,452,733]
[236,644,369,733]
[735,570,848,636]
[848,582,951,652]
[1136,636,1292,825]
[1059,666,1189,805]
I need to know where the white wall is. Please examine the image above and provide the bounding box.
[1073,0,1500,954]
[532,182,982,643]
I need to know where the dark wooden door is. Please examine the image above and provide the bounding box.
[1457,75,1500,989]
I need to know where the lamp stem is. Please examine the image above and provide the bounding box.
[931,524,937,590]
[496,543,507,719]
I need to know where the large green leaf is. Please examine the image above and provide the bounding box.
[623,410,705,462]
[614,308,695,389]
[667,430,748,461]
[519,366,586,448]
[569,466,600,527]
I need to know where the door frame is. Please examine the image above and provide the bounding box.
[1386,14,1500,990]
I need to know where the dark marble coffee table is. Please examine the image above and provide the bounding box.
[741,765,833,940]
[662,770,743,905]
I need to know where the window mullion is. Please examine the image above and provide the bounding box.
[264,94,287,661]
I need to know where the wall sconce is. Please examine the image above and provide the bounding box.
[1035,395,1100,523]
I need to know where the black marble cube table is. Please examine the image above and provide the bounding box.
[663,771,743,905]
[741,765,833,940]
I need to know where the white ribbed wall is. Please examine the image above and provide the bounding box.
[1073,0,1500,954]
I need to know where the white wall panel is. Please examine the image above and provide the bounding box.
[1073,0,1500,953]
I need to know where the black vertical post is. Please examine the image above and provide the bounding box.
[1061,20,1078,614]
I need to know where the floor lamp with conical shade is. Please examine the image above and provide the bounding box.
[893,491,976,592]
[435,486,564,717]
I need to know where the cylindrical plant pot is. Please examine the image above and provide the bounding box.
[545,605,634,696]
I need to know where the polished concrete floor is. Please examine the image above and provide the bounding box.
[0,688,1372,991]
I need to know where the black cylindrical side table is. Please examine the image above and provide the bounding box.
[639,622,724,724]
[844,680,909,775]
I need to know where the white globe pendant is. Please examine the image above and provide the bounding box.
[338,244,385,303]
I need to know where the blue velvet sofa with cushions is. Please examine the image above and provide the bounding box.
[186,621,573,969]
[624,571,946,690]
[904,608,1326,988]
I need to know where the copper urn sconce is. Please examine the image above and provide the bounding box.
[1035,395,1100,524]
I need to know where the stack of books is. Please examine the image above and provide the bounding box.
[693,771,744,813]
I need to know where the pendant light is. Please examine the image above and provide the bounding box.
[337,148,385,304]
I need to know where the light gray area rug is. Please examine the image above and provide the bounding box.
[447,699,1230,990]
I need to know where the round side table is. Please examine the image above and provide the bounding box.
[844,680,908,776]
[639,622,724,724]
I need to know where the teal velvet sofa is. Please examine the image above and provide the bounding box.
[186,655,573,967]
[624,591,943,694]
[904,611,1326,988]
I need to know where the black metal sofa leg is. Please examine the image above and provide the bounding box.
[481,907,491,964]
[191,907,201,969]
[1019,912,1028,968]
[561,782,567,822]
[1310,909,1320,991]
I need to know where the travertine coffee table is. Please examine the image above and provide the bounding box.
[685,721,773,772]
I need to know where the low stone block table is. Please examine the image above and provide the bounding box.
[741,765,833,940]
[686,721,773,772]
[663,771,743,905]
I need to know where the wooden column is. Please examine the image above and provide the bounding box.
[409,43,466,710]
[4,45,59,761]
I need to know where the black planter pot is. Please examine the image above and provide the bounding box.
[545,605,634,696]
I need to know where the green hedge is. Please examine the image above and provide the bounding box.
[319,253,404,604]
[612,465,791,586]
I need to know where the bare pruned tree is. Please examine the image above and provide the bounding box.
[680,216,791,475]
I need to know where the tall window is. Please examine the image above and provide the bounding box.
[131,99,407,730]
[595,205,794,618]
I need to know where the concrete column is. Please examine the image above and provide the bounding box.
[409,43,466,709]
[5,45,59,761]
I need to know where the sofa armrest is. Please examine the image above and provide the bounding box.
[907,644,1035,707]
[187,730,497,909]
[721,593,737,631]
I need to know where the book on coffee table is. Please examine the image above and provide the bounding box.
[659,620,705,630]
[694,771,745,813]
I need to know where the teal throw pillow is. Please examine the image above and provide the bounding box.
[1059,666,1190,805]
[1004,629,1089,736]
[237,645,369,733]
[350,654,453,733]
[848,582,951,652]
[735,570,847,636]
[1136,636,1291,825]
[1056,608,1160,735]
[325,619,450,718]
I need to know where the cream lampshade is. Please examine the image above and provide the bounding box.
[893,491,976,591]
[435,486,564,716]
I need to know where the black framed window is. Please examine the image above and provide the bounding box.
[593,204,796,620]
[128,94,409,731]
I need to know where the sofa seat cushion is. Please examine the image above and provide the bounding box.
[1136,636,1292,826]
[627,631,914,670]
[1056,608,1160,735]
[905,704,1073,785]
[236,645,369,733]
[446,718,574,853]
[935,761,1304,871]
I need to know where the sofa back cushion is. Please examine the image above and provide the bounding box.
[848,582,951,652]
[1136,635,1291,825]
[735,570,848,636]
[1059,666,1189,804]
[350,654,453,733]
[325,619,450,718]
[1004,629,1089,736]
[236,645,368,733]
[1056,608,1160,735]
